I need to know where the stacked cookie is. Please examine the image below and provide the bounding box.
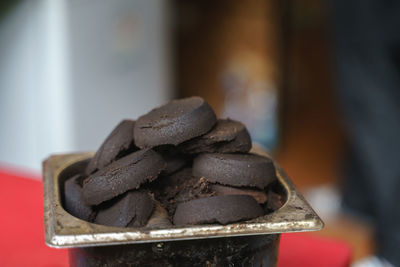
[63,97,279,227]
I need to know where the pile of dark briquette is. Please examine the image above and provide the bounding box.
[63,97,283,228]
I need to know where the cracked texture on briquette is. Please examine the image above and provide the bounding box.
[134,97,217,148]
[83,149,166,205]
[94,191,154,227]
[86,120,138,175]
[173,195,264,225]
[193,153,276,189]
[178,119,252,154]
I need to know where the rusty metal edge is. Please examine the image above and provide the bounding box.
[43,150,324,248]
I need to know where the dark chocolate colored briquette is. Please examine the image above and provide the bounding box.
[64,174,94,221]
[94,191,154,227]
[173,195,264,225]
[63,96,281,228]
[152,168,214,217]
[134,97,217,148]
[210,184,268,204]
[161,153,189,175]
[193,153,277,189]
[86,120,137,175]
[83,149,166,206]
[178,118,252,154]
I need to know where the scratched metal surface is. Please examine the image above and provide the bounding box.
[43,147,323,248]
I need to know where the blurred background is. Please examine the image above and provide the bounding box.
[1,0,399,266]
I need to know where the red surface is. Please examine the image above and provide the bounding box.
[278,233,352,267]
[0,166,351,267]
[0,168,68,267]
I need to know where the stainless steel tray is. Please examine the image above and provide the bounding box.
[43,148,323,248]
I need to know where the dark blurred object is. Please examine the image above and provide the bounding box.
[69,235,279,267]
[173,0,282,150]
[274,0,347,199]
[0,0,18,19]
[331,0,400,265]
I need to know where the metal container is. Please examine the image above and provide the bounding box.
[43,148,323,266]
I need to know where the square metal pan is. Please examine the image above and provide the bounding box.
[43,148,323,248]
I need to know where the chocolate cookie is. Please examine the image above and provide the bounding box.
[210,184,267,204]
[83,149,166,205]
[94,191,154,227]
[134,97,217,148]
[64,174,94,221]
[179,119,252,154]
[173,195,263,225]
[86,120,137,175]
[193,153,276,189]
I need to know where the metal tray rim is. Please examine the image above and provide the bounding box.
[43,150,324,248]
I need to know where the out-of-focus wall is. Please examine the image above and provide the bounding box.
[68,0,172,151]
[0,0,172,171]
[174,0,280,150]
